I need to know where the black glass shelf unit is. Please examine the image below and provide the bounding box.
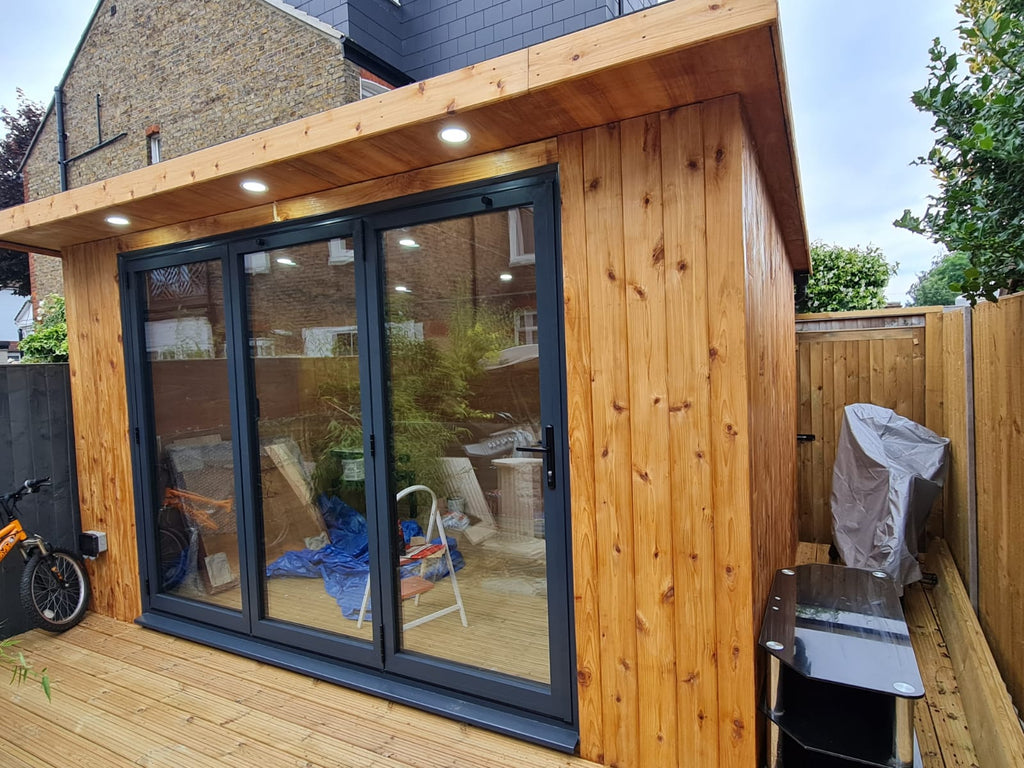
[759,563,924,768]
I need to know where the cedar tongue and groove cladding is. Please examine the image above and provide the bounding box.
[559,96,795,768]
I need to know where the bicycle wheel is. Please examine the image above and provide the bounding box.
[20,548,91,632]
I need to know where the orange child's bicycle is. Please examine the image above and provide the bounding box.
[0,478,91,632]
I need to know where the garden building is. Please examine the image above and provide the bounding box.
[0,1,806,766]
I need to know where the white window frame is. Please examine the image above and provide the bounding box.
[508,208,535,267]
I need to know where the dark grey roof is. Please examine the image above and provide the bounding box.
[282,0,625,82]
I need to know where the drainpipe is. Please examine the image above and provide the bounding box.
[54,86,68,192]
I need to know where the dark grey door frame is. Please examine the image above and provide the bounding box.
[119,168,577,733]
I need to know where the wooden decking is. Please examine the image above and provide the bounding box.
[0,546,988,767]
[797,542,980,768]
[0,614,598,768]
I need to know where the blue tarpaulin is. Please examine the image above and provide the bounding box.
[266,495,464,620]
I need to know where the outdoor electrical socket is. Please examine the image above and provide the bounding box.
[79,530,107,559]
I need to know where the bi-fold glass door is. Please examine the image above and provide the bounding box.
[124,175,575,724]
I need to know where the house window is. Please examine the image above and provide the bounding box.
[508,208,535,266]
[148,133,161,164]
[360,78,392,100]
[328,237,355,265]
[515,308,538,345]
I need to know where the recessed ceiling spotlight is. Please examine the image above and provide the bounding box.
[499,273,513,282]
[439,126,470,144]
[241,180,268,193]
[398,238,420,248]
[395,285,412,293]
[105,215,130,226]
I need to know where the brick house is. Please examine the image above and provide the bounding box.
[20,0,658,312]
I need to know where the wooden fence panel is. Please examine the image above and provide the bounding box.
[972,293,1024,713]
[795,310,941,543]
[0,364,80,639]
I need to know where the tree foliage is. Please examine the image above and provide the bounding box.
[895,0,1024,304]
[795,242,897,314]
[0,90,43,296]
[20,295,68,363]
[908,251,972,306]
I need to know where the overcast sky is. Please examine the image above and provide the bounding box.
[0,0,963,325]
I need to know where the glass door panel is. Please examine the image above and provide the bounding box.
[142,259,242,611]
[244,237,373,640]
[380,208,551,684]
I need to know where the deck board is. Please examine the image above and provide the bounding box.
[2,547,983,768]
[2,614,597,768]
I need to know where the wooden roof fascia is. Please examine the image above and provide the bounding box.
[767,18,811,270]
[1,0,809,268]
[0,240,61,258]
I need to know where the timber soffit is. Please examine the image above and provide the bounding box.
[0,0,809,270]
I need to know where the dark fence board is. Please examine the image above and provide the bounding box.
[0,364,79,638]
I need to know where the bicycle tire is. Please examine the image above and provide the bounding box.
[19,547,91,632]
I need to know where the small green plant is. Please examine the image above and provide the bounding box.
[0,634,50,701]
[20,294,68,363]
[312,291,513,498]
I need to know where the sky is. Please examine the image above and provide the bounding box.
[0,0,964,317]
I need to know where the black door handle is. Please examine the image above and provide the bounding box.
[516,425,556,489]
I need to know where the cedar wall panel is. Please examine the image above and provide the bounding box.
[63,239,140,622]
[702,96,757,768]
[563,95,793,768]
[740,114,797,641]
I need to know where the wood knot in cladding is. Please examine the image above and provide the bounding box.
[445,100,457,114]
[642,119,660,153]
[676,259,688,272]
[636,612,650,634]
[662,585,675,603]
[715,147,726,164]
[651,237,665,265]
[577,667,593,687]
[631,283,646,299]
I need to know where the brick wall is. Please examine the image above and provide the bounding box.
[22,0,363,308]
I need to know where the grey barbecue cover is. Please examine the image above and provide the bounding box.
[831,403,949,594]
